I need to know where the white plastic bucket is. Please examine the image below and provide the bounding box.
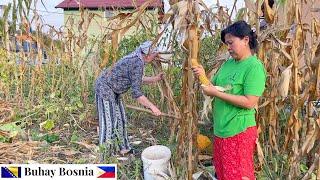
[141,145,171,180]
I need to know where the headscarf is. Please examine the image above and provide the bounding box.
[122,40,158,62]
[138,40,159,54]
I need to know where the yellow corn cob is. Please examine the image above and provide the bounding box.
[191,58,210,86]
[198,75,210,86]
[197,134,211,151]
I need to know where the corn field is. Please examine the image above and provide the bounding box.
[0,0,320,179]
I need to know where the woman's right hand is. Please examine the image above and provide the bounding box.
[136,96,162,116]
[150,106,161,116]
[192,65,206,77]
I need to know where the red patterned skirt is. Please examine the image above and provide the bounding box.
[213,126,257,180]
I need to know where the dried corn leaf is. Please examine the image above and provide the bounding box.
[312,44,320,69]
[293,114,302,139]
[216,6,229,24]
[172,1,188,16]
[83,13,95,33]
[313,20,320,37]
[107,12,132,21]
[171,1,189,39]
[278,63,293,99]
[300,117,319,155]
[295,25,303,43]
[111,30,120,61]
[244,0,256,13]
[174,16,187,31]
[258,43,266,61]
[263,0,274,24]
[78,8,85,32]
[280,48,293,61]
[256,140,265,166]
[198,155,212,161]
[169,0,179,6]
[235,7,247,21]
[284,116,294,150]
[99,46,110,68]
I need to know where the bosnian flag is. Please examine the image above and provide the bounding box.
[97,166,116,178]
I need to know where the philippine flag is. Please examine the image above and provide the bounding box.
[1,166,21,178]
[97,166,116,178]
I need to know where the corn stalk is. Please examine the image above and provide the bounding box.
[162,0,214,178]
[250,0,320,178]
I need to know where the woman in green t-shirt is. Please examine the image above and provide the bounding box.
[193,21,266,179]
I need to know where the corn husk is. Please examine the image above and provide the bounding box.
[278,63,293,99]
[263,0,274,24]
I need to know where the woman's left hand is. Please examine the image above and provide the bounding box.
[201,84,219,97]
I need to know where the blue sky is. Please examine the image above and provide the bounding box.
[1,0,244,30]
[2,0,64,29]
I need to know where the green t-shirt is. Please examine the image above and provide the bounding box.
[212,55,266,138]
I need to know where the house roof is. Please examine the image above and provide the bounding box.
[55,0,163,9]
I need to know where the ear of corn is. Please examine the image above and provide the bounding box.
[198,75,210,86]
[278,63,293,99]
[197,134,211,151]
[191,58,210,86]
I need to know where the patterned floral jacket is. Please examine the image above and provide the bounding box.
[95,49,145,101]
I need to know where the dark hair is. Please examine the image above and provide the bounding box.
[221,20,258,52]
